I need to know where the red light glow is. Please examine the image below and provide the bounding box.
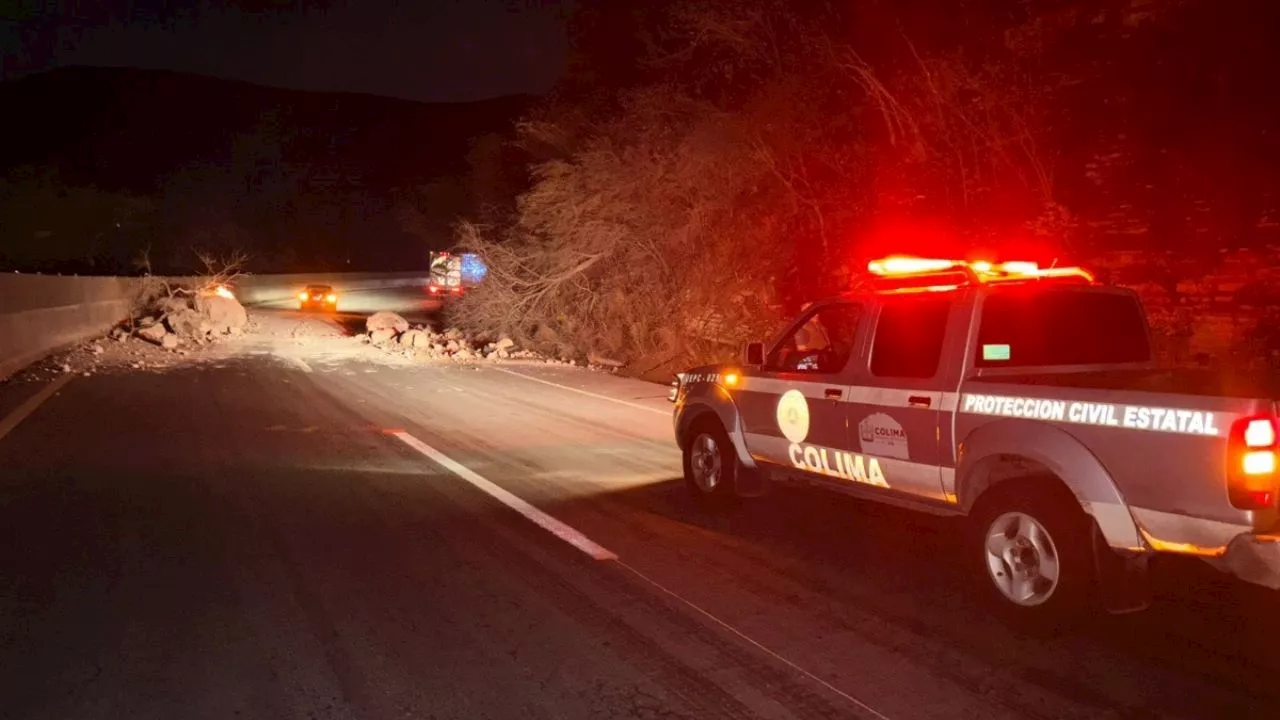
[868,256,958,275]
[1245,419,1277,448]
[866,255,1094,285]
[1228,415,1279,510]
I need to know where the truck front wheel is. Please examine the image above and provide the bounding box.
[682,420,738,505]
[970,480,1092,628]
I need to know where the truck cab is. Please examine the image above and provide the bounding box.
[428,251,487,299]
[671,256,1280,621]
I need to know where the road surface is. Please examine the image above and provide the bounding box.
[1,295,1277,720]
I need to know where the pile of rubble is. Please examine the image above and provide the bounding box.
[363,312,539,362]
[11,302,243,382]
[114,292,249,351]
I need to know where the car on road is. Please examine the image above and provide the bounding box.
[670,256,1280,621]
[298,284,338,311]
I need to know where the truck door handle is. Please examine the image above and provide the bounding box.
[908,395,932,408]
[824,388,843,400]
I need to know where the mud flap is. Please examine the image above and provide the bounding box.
[1092,522,1152,614]
[734,465,770,498]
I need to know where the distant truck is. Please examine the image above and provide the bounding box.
[670,255,1280,621]
[428,251,486,299]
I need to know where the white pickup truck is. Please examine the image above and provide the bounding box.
[669,257,1280,621]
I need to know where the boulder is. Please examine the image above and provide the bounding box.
[367,312,409,335]
[165,308,203,337]
[370,327,398,345]
[137,316,158,329]
[156,296,192,316]
[137,324,168,345]
[399,329,432,348]
[195,294,248,333]
[161,334,180,350]
[496,336,516,351]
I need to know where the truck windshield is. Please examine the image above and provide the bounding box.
[976,289,1151,368]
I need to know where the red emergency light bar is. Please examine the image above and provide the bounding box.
[866,255,1096,289]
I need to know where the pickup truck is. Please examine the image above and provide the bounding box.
[669,256,1280,621]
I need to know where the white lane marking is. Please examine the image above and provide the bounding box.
[491,366,667,416]
[393,429,888,719]
[390,431,618,560]
[0,374,74,444]
[615,561,894,720]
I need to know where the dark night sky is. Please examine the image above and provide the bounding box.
[0,0,572,102]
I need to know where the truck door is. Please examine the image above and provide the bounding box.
[737,301,864,475]
[842,295,957,502]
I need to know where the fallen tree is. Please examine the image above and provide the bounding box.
[448,0,1270,374]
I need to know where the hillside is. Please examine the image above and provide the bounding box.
[0,67,535,274]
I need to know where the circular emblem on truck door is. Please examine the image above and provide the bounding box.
[776,389,810,443]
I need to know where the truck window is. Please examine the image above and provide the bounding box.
[766,303,862,374]
[976,289,1151,367]
[870,297,951,379]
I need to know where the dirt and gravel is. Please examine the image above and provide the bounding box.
[4,300,616,392]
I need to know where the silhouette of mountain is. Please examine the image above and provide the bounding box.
[0,67,534,274]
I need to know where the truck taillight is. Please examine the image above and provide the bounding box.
[1228,416,1278,510]
[1244,418,1276,448]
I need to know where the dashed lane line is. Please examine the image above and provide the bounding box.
[388,428,893,720]
[390,430,617,560]
[0,374,74,444]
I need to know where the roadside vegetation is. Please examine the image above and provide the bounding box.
[449,0,1279,378]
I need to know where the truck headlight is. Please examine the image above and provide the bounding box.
[668,373,685,403]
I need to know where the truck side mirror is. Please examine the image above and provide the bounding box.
[744,342,765,366]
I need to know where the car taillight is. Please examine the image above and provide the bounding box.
[1228,416,1278,510]
[326,293,337,303]
[298,292,308,301]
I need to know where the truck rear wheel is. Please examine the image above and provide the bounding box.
[970,480,1092,628]
[682,420,738,505]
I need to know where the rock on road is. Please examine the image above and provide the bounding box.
[0,300,1277,720]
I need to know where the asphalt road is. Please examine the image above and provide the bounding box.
[1,297,1278,720]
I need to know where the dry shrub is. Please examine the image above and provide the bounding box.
[448,1,1070,372]
[450,89,790,370]
[129,247,249,319]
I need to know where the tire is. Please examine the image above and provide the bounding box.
[969,479,1093,630]
[682,420,739,505]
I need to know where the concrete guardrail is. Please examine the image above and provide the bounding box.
[0,272,430,380]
